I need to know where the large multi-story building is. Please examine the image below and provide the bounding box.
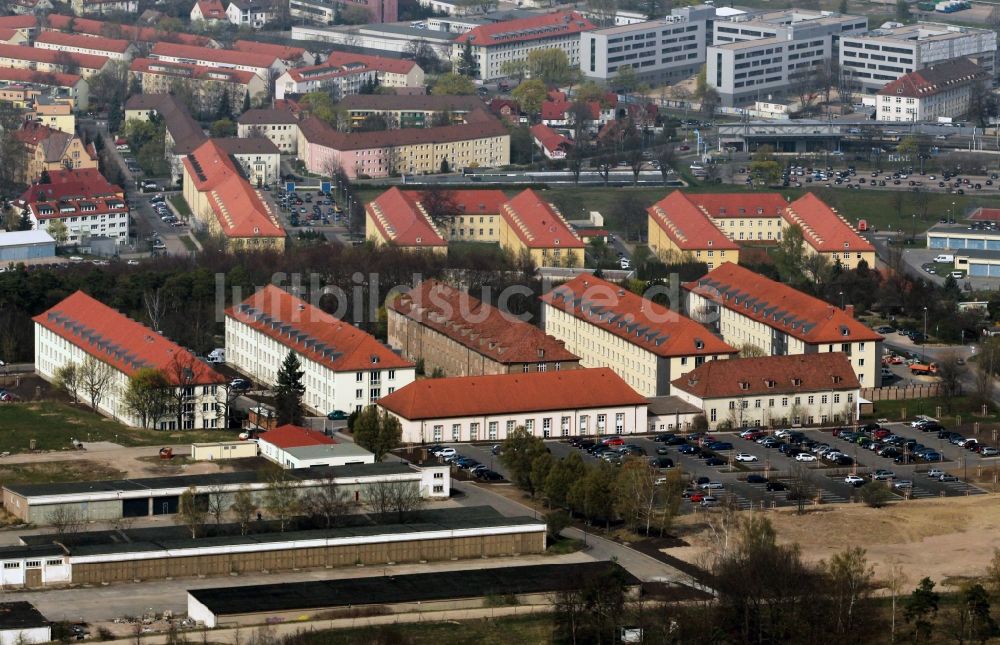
[498,189,584,267]
[684,262,883,386]
[225,285,416,415]
[337,94,486,129]
[840,23,997,94]
[43,14,214,48]
[782,193,876,270]
[580,5,712,85]
[671,353,860,429]
[274,54,422,100]
[647,191,741,268]
[70,0,138,15]
[387,279,580,377]
[297,111,510,178]
[453,11,596,81]
[233,40,316,67]
[876,58,988,122]
[18,168,129,246]
[148,42,285,82]
[364,187,448,254]
[181,139,285,251]
[0,43,110,79]
[34,291,225,429]
[130,58,267,116]
[13,122,98,184]
[289,0,397,24]
[213,137,280,186]
[237,108,300,154]
[124,94,207,183]
[33,31,136,61]
[379,367,647,443]
[541,273,737,397]
[707,9,867,106]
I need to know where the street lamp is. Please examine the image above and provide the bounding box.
[922,307,928,363]
[951,201,956,222]
[839,291,844,310]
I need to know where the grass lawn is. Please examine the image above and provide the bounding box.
[293,615,554,645]
[867,396,1000,426]
[168,194,192,217]
[178,235,198,252]
[0,402,238,453]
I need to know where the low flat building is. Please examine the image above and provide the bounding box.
[646,395,702,433]
[671,352,861,429]
[542,273,737,396]
[33,291,225,429]
[387,279,580,377]
[258,424,375,468]
[684,262,883,386]
[33,30,136,61]
[289,0,397,25]
[0,602,50,645]
[292,24,457,61]
[130,58,267,117]
[189,441,259,461]
[379,367,647,443]
[237,108,299,154]
[877,58,989,122]
[927,222,1000,252]
[18,168,129,246]
[0,42,109,79]
[214,136,281,186]
[226,285,415,415]
[0,230,55,262]
[182,139,285,250]
[647,191,741,268]
[338,94,485,129]
[188,562,636,628]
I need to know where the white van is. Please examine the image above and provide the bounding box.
[206,348,226,363]
[933,254,954,263]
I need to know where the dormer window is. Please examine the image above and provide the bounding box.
[832,375,842,384]
[694,339,705,350]
[791,378,802,386]
[765,379,776,388]
[739,381,749,390]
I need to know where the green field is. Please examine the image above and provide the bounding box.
[289,615,554,645]
[866,396,1000,426]
[169,194,192,217]
[0,402,238,453]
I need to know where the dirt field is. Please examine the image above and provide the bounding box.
[669,496,1000,590]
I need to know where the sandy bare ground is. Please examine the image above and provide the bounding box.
[0,444,233,478]
[668,495,1000,590]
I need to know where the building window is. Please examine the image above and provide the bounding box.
[710,408,717,422]
[433,425,443,442]
[434,472,444,479]
[834,394,841,403]
[433,485,444,493]
[355,389,363,399]
[525,419,534,434]
[542,417,552,438]
[615,412,624,432]
[579,415,589,433]
[506,420,515,435]
[597,414,606,431]
[452,424,461,442]
[356,372,363,382]
[25,561,40,568]
[470,422,479,441]
[488,421,498,440]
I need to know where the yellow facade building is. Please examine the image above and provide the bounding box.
[647,191,741,269]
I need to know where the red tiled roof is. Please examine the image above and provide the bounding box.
[195,0,226,18]
[389,279,580,365]
[182,140,284,239]
[33,291,224,384]
[298,113,508,151]
[684,263,883,344]
[540,99,600,121]
[34,30,131,54]
[541,273,737,358]
[500,189,584,250]
[0,43,108,70]
[877,58,986,99]
[286,53,414,83]
[530,123,573,154]
[233,39,306,62]
[378,367,645,420]
[0,29,19,42]
[365,187,446,248]
[0,67,82,87]
[260,424,336,449]
[16,169,120,207]
[0,16,37,29]
[648,191,740,252]
[783,192,874,253]
[406,189,508,216]
[44,14,211,47]
[672,352,859,399]
[150,42,278,70]
[130,58,257,85]
[227,285,414,373]
[687,192,787,218]
[456,11,595,47]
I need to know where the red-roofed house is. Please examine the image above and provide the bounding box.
[18,168,128,246]
[233,39,314,67]
[671,353,860,429]
[490,98,520,124]
[191,0,227,23]
[33,31,136,61]
[454,11,596,81]
[542,273,736,396]
[0,16,38,39]
[275,54,421,100]
[182,139,285,251]
[225,285,416,415]
[530,123,572,160]
[0,68,89,110]
[683,262,883,386]
[258,425,375,468]
[388,279,580,377]
[34,291,225,429]
[499,189,584,267]
[149,42,284,81]
[647,191,741,269]
[0,42,110,79]
[782,193,875,270]
[685,192,788,243]
[378,367,647,443]
[130,58,267,116]
[365,187,448,254]
[43,14,213,48]
[0,28,27,45]
[13,122,98,183]
[876,58,987,123]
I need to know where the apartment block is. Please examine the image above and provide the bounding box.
[236,108,299,154]
[148,42,284,82]
[275,54,422,100]
[225,285,416,415]
[0,43,110,79]
[707,9,867,106]
[337,94,485,129]
[388,279,580,378]
[43,14,213,48]
[542,273,737,397]
[580,5,713,85]
[18,168,129,246]
[453,11,596,81]
[684,263,883,386]
[840,22,996,94]
[34,291,225,429]
[876,57,988,122]
[124,94,207,183]
[33,31,136,61]
[130,58,267,116]
[647,191,741,268]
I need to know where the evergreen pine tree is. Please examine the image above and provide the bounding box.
[217,89,231,120]
[274,351,305,425]
[243,90,251,113]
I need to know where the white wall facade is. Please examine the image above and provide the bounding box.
[673,385,858,430]
[34,40,135,62]
[34,323,222,429]
[28,206,130,246]
[876,82,974,122]
[237,121,298,154]
[225,316,416,415]
[0,626,51,645]
[257,441,376,468]
[460,33,585,81]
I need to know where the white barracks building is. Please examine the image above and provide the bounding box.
[225,285,415,415]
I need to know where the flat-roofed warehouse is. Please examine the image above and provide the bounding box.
[188,561,639,627]
[2,507,544,588]
[2,462,448,525]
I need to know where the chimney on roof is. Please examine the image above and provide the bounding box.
[844,304,855,318]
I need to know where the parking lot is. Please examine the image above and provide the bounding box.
[434,421,991,513]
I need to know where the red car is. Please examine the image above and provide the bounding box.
[874,428,891,440]
[688,492,705,503]
[604,438,625,447]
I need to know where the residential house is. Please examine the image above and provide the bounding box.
[190,0,227,23]
[214,136,281,186]
[149,42,284,82]
[124,94,207,183]
[225,0,279,29]
[130,58,267,117]
[236,108,299,153]
[530,123,572,160]
[17,168,128,246]
[541,272,737,397]
[233,40,316,67]
[876,58,989,122]
[0,43,110,79]
[13,122,98,183]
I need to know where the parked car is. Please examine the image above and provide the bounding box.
[794,452,817,462]
[699,481,725,490]
[893,480,914,490]
[735,453,758,462]
[844,475,865,486]
[326,410,347,420]
[438,447,457,458]
[229,378,251,390]
[765,481,787,492]
[980,447,1000,457]
[649,457,674,469]
[938,474,959,483]
[747,474,768,484]
[705,457,726,467]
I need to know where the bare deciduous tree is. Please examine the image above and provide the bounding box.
[79,356,114,413]
[366,480,424,523]
[230,487,256,536]
[302,474,351,528]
